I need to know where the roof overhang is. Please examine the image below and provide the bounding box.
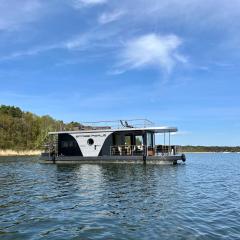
[48,126,178,135]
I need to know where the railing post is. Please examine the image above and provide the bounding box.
[168,131,170,156]
[143,145,146,164]
[164,132,166,156]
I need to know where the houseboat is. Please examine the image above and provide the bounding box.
[40,119,186,165]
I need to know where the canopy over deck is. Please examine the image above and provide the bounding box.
[48,119,177,135]
[48,126,177,135]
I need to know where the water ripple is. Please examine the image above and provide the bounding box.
[0,154,240,239]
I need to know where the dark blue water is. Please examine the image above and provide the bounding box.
[0,154,240,239]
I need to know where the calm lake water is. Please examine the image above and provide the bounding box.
[0,154,240,240]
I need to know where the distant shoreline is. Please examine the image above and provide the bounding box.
[183,152,240,153]
[0,150,41,156]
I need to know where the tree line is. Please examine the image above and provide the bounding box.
[0,105,239,152]
[181,145,240,152]
[0,105,81,150]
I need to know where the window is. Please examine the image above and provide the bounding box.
[135,135,143,145]
[87,138,94,146]
[125,135,131,145]
[147,132,153,147]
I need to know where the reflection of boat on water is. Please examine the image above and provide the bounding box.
[40,119,186,165]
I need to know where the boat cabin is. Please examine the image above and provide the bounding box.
[45,119,181,158]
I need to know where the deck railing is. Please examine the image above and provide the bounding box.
[110,145,147,156]
[110,145,182,156]
[81,119,154,130]
[153,145,182,156]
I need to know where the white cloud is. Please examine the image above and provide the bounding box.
[64,34,90,50]
[116,33,186,73]
[0,0,42,31]
[98,10,125,24]
[0,32,187,75]
[63,28,120,50]
[72,0,107,8]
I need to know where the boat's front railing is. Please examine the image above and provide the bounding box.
[153,145,182,156]
[110,145,182,156]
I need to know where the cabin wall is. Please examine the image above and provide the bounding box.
[100,134,114,156]
[58,134,83,156]
[70,132,113,157]
[57,130,155,157]
[113,132,127,145]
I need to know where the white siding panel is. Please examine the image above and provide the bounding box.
[70,132,113,157]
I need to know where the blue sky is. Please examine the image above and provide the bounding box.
[0,0,240,146]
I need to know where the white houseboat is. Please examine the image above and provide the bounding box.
[40,119,186,165]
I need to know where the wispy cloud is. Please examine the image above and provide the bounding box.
[64,34,90,50]
[64,28,120,50]
[114,33,187,74]
[72,0,107,8]
[0,28,119,61]
[0,44,60,61]
[0,31,187,76]
[0,0,42,31]
[0,32,94,61]
[98,10,125,24]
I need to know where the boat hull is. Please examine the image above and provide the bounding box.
[39,154,186,165]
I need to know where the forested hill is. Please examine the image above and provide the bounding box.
[0,105,81,150]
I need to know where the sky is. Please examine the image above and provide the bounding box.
[0,0,240,146]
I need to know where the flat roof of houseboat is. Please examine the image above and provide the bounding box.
[48,126,178,135]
